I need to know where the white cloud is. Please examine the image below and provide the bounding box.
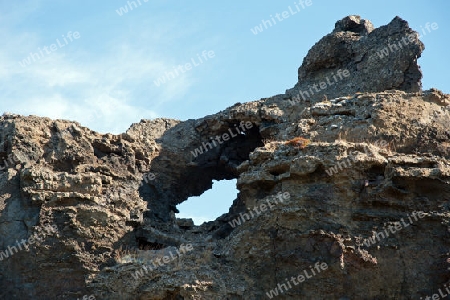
[11,94,157,134]
[0,32,187,134]
[0,2,218,134]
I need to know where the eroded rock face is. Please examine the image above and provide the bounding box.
[0,16,449,299]
[287,16,424,102]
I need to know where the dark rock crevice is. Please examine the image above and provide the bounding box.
[139,120,264,225]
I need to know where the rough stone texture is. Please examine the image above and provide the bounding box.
[286,16,424,102]
[0,16,449,299]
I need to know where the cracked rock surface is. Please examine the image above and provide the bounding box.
[0,16,449,299]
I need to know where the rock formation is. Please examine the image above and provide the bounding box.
[0,16,449,299]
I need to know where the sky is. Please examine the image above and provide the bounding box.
[0,1,448,224]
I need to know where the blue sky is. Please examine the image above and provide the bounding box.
[1,1,448,224]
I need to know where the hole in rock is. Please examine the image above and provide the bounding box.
[176,179,238,225]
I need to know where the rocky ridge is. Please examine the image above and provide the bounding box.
[0,16,449,299]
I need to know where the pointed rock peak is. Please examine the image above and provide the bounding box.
[333,15,374,35]
[287,15,425,102]
[388,16,410,29]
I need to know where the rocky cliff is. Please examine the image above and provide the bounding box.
[1,15,449,299]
